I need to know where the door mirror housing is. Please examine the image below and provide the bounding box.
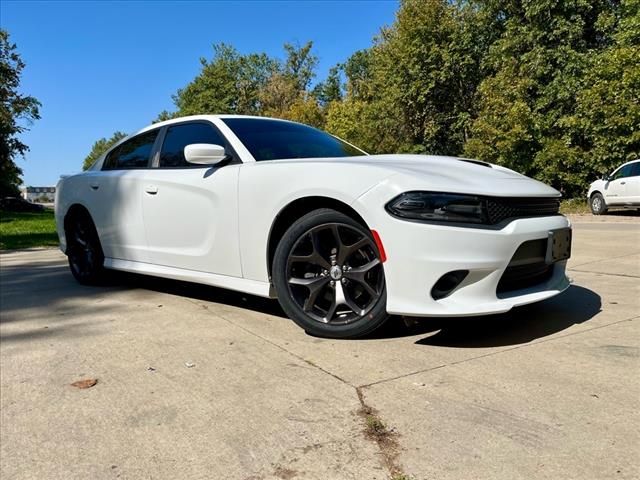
[184,143,227,165]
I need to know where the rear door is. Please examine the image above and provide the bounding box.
[88,129,159,262]
[625,161,640,203]
[141,121,242,276]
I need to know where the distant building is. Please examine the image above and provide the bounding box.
[21,186,56,203]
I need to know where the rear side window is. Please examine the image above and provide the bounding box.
[104,130,158,170]
[630,162,640,177]
[159,122,227,167]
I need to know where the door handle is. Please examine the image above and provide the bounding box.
[145,185,158,195]
[89,183,99,190]
[620,181,626,185]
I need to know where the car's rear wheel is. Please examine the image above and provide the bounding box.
[66,212,105,285]
[272,209,389,338]
[590,193,607,215]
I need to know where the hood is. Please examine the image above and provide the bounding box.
[268,154,561,198]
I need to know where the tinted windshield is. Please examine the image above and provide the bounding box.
[222,118,366,161]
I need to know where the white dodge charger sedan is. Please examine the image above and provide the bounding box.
[55,115,572,338]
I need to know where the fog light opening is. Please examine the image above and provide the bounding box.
[431,270,469,300]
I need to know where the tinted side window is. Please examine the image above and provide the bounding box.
[611,164,634,180]
[159,123,227,167]
[630,162,640,177]
[104,130,158,170]
[222,118,365,161]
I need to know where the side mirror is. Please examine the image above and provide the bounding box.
[184,143,227,165]
[602,174,610,181]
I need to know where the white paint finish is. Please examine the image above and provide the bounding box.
[103,257,270,297]
[183,143,226,165]
[237,160,395,282]
[56,169,149,262]
[355,182,571,316]
[56,114,573,318]
[587,159,640,206]
[141,165,242,276]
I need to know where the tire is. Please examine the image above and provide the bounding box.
[590,193,607,215]
[65,211,106,285]
[272,208,389,339]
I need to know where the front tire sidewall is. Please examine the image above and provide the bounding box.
[272,209,389,339]
[590,193,607,215]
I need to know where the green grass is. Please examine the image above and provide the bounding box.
[0,209,59,250]
[560,198,590,215]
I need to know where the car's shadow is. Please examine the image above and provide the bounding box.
[116,272,601,348]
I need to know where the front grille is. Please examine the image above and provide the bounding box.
[497,238,554,295]
[486,197,560,224]
[497,262,553,295]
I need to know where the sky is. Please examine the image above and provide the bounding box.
[1,0,398,186]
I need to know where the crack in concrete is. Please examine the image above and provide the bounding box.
[356,386,406,479]
[358,315,639,389]
[569,251,640,269]
[184,295,637,480]
[185,298,410,479]
[568,269,640,279]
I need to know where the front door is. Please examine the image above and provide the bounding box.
[141,121,242,277]
[604,163,634,205]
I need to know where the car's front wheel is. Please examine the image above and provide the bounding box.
[65,211,106,285]
[272,209,389,339]
[590,193,607,215]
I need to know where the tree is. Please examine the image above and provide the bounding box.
[0,29,41,197]
[312,65,343,106]
[82,131,127,170]
[259,41,320,120]
[152,110,176,123]
[568,0,640,182]
[326,0,493,155]
[173,43,278,116]
[282,41,317,92]
[465,0,621,196]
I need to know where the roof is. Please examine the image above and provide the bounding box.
[137,114,298,136]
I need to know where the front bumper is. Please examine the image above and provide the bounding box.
[371,213,571,317]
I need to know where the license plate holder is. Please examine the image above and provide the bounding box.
[545,227,572,264]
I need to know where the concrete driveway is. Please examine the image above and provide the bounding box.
[1,216,638,480]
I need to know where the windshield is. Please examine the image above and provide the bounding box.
[222,117,366,161]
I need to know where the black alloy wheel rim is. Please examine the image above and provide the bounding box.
[286,223,384,325]
[68,219,96,278]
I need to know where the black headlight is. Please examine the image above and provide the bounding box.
[385,192,489,224]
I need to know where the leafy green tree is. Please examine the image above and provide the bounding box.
[0,29,41,197]
[260,42,319,118]
[152,110,177,123]
[465,0,620,196]
[82,131,127,170]
[174,43,278,116]
[282,41,317,92]
[328,0,496,155]
[569,0,640,181]
[312,65,343,106]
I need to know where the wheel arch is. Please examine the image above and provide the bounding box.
[589,190,603,199]
[266,196,370,280]
[63,203,94,236]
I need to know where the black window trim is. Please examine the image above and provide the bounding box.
[102,128,162,171]
[152,119,241,169]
